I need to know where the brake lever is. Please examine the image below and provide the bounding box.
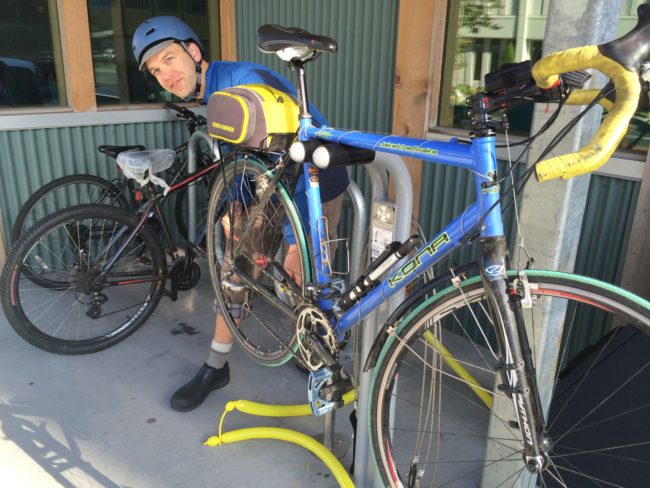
[561,69,592,89]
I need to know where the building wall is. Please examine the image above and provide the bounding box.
[0,119,192,246]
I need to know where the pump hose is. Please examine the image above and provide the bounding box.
[204,390,356,487]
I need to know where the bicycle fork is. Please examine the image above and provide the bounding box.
[478,236,549,473]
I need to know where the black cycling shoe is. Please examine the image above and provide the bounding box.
[170,362,230,412]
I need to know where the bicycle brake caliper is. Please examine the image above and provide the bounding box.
[512,271,535,309]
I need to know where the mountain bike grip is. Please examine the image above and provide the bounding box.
[532,3,650,182]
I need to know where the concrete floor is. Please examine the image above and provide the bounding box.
[0,263,357,488]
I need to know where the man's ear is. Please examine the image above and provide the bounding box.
[187,42,203,63]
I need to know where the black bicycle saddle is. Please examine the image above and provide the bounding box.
[256,24,337,56]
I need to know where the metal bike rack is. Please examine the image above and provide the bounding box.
[186,131,220,243]
[353,153,413,488]
[316,155,412,484]
[318,178,367,458]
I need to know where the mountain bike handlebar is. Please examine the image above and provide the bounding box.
[531,3,650,181]
[164,101,207,127]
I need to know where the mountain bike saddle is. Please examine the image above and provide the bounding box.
[116,149,176,190]
[98,144,146,160]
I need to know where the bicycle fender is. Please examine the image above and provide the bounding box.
[362,262,478,372]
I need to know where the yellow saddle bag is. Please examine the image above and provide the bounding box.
[207,84,300,152]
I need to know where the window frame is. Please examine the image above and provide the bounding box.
[0,0,235,116]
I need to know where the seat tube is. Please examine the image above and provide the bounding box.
[298,118,332,311]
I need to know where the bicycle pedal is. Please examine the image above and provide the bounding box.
[307,366,353,416]
[307,367,338,416]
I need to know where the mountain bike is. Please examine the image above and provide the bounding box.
[10,102,212,246]
[202,16,650,488]
[0,118,231,354]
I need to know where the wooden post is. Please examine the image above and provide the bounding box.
[620,155,650,299]
[219,0,238,61]
[57,0,96,112]
[391,0,446,220]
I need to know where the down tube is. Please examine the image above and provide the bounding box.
[335,203,482,336]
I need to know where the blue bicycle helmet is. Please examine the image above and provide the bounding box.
[132,16,204,71]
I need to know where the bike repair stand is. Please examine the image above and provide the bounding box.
[352,153,413,488]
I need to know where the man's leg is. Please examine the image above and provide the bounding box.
[169,205,245,412]
[284,192,345,283]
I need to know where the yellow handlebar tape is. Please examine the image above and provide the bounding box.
[531,45,639,181]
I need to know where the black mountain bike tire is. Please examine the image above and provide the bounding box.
[1,204,166,355]
[369,269,650,488]
[12,174,130,244]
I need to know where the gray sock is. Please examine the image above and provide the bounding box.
[207,340,233,370]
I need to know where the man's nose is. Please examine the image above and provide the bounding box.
[159,66,175,82]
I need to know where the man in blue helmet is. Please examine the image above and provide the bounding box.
[133,16,349,412]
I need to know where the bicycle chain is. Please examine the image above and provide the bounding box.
[242,296,296,353]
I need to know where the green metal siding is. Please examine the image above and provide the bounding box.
[0,121,191,244]
[418,164,640,287]
[418,160,641,350]
[235,0,398,132]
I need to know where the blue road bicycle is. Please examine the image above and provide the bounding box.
[205,10,650,488]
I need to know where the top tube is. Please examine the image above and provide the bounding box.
[301,122,474,171]
[299,120,505,238]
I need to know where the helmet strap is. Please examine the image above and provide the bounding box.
[180,41,203,100]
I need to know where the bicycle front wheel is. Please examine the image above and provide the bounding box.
[206,152,310,366]
[12,174,130,244]
[1,204,166,354]
[370,269,650,487]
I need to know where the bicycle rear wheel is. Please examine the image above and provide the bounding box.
[12,174,130,244]
[1,204,166,354]
[206,151,310,366]
[370,269,650,487]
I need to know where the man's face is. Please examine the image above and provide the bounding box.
[145,42,201,99]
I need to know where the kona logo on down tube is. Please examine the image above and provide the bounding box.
[388,233,450,287]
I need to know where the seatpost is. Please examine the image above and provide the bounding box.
[290,60,312,120]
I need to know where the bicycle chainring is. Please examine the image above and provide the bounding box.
[170,259,201,291]
[295,305,339,372]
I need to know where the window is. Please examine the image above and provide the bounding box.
[436,0,648,149]
[87,0,219,105]
[0,0,65,108]
[437,0,546,135]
